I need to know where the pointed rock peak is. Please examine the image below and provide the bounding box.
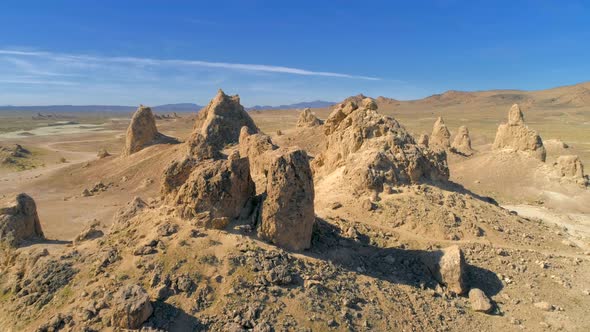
[434,116,445,126]
[191,90,258,152]
[122,105,160,156]
[456,125,469,135]
[508,104,525,125]
[430,117,451,150]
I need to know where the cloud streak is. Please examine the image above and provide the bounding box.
[0,49,381,81]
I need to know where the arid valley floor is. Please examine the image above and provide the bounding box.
[1,82,589,331]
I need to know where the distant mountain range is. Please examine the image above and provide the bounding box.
[246,100,335,111]
[0,100,336,113]
[0,103,203,113]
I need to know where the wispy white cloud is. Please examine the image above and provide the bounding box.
[0,77,79,85]
[0,49,381,81]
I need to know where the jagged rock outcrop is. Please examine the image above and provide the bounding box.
[422,245,466,295]
[492,104,546,161]
[190,89,258,151]
[296,108,323,127]
[161,91,261,229]
[555,155,588,186]
[451,126,473,156]
[110,284,153,329]
[164,153,255,229]
[430,117,451,151]
[259,148,315,251]
[314,98,449,192]
[0,193,44,246]
[122,105,176,156]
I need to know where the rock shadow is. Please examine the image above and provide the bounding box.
[296,218,504,296]
[145,301,208,332]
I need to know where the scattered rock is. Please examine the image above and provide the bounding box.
[111,284,153,329]
[422,245,466,294]
[534,301,554,312]
[468,288,493,313]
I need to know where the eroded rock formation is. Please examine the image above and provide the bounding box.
[0,193,44,246]
[314,98,449,192]
[164,153,255,229]
[492,104,546,161]
[191,89,258,151]
[555,155,588,186]
[430,117,451,151]
[123,105,176,156]
[258,148,315,251]
[451,125,473,156]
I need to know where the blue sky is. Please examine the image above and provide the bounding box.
[0,0,589,106]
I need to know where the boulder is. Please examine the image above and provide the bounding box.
[451,125,473,156]
[111,284,153,329]
[314,99,449,192]
[122,105,177,156]
[296,108,323,127]
[191,89,258,151]
[164,154,255,228]
[469,288,493,313]
[430,117,451,151]
[0,193,44,246]
[492,104,546,161]
[422,245,466,294]
[259,149,315,251]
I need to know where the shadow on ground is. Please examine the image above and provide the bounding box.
[299,218,503,296]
